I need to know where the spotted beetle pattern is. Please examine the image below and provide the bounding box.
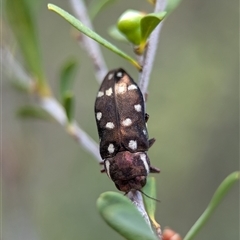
[95,68,160,193]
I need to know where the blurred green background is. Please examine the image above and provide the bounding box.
[2,0,239,239]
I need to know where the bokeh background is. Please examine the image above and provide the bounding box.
[2,0,239,239]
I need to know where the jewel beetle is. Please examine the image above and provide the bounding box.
[94,68,160,193]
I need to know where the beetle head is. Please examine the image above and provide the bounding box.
[104,151,150,192]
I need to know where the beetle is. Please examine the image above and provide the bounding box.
[94,68,160,193]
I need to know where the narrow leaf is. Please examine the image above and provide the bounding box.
[97,191,158,240]
[5,0,49,95]
[48,4,141,70]
[142,177,157,218]
[142,177,161,235]
[60,59,77,102]
[166,0,183,15]
[17,105,54,121]
[63,92,75,123]
[184,171,240,240]
[108,25,128,42]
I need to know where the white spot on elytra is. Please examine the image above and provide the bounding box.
[96,112,102,120]
[105,160,111,179]
[116,83,127,94]
[122,118,132,126]
[106,122,115,129]
[108,73,114,80]
[116,71,123,78]
[97,91,104,97]
[128,140,137,150]
[128,84,137,90]
[140,153,150,174]
[143,129,147,135]
[106,87,113,96]
[134,104,142,112]
[108,143,115,153]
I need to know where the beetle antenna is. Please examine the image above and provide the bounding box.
[138,189,160,202]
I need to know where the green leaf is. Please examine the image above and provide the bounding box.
[5,0,49,95]
[48,4,141,71]
[59,59,77,103]
[88,0,116,20]
[108,25,128,42]
[116,10,166,54]
[97,191,158,240]
[17,105,54,121]
[166,0,183,15]
[184,171,240,240]
[59,60,77,122]
[136,11,166,54]
[140,12,166,44]
[142,177,157,219]
[62,92,75,123]
[142,177,161,234]
[117,10,144,45]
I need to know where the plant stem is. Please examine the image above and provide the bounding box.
[69,0,108,83]
[3,48,102,163]
[127,191,153,229]
[139,0,167,95]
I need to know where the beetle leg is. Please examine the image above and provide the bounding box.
[150,166,160,173]
[145,113,149,122]
[148,138,156,148]
[100,161,105,173]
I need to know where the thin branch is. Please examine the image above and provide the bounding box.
[127,190,162,239]
[139,0,167,95]
[3,47,102,163]
[40,97,102,162]
[127,190,152,226]
[3,48,35,90]
[71,123,101,161]
[69,0,108,83]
